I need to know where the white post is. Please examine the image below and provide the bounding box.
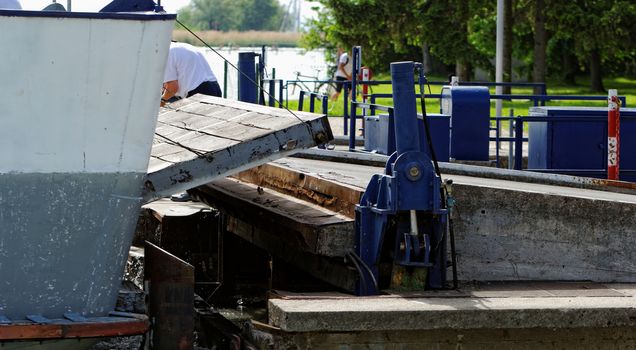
[495,0,504,119]
[67,0,71,11]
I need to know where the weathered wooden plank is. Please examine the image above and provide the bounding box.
[190,95,320,121]
[159,114,228,132]
[235,163,363,218]
[175,102,233,117]
[193,178,353,257]
[144,96,332,202]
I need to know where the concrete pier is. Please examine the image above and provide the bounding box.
[190,154,636,348]
[263,283,636,349]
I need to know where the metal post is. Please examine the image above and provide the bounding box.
[495,117,500,168]
[309,93,316,112]
[237,52,257,103]
[270,68,276,106]
[391,62,420,154]
[298,91,305,111]
[348,91,357,150]
[223,61,228,99]
[608,89,620,180]
[352,46,361,136]
[268,80,276,107]
[370,95,376,116]
[508,109,514,169]
[322,95,328,116]
[514,117,523,170]
[259,46,266,105]
[279,80,284,108]
[495,0,504,121]
[344,89,349,135]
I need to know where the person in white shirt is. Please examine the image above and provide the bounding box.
[0,0,21,9]
[330,47,352,101]
[161,42,221,106]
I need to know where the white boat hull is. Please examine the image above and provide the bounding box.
[0,10,174,320]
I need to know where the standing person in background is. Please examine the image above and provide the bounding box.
[330,47,352,102]
[0,0,21,9]
[161,41,222,107]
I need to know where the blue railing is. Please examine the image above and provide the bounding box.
[262,79,284,108]
[490,114,636,178]
[298,90,329,115]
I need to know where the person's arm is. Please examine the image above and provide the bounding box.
[161,80,179,107]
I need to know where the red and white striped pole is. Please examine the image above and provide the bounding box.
[361,67,370,103]
[607,89,620,180]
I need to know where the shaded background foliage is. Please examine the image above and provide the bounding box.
[175,0,636,91]
[178,0,286,32]
[302,0,636,91]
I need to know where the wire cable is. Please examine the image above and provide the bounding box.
[345,252,369,295]
[348,250,379,292]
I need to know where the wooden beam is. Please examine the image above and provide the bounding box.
[234,162,363,218]
[228,217,356,291]
[193,178,353,258]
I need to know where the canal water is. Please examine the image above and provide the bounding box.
[200,47,329,100]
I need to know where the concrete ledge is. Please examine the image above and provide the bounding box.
[249,326,636,349]
[269,283,636,332]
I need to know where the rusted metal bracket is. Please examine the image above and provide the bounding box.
[145,241,195,350]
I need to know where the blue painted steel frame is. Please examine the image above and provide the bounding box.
[354,62,448,296]
[511,107,636,181]
[238,52,258,104]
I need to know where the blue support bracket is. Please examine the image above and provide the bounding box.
[64,312,88,322]
[26,314,52,324]
[354,61,448,296]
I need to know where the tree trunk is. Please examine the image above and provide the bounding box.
[532,0,547,95]
[422,43,432,74]
[562,40,576,85]
[456,60,471,81]
[503,0,513,94]
[589,49,604,92]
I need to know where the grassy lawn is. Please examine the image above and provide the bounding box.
[285,74,636,132]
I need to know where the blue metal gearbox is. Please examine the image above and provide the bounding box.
[353,62,448,295]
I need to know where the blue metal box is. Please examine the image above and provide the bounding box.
[441,86,491,161]
[364,113,450,161]
[528,106,636,181]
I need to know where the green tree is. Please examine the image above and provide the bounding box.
[303,0,490,79]
[179,0,242,31]
[547,0,636,91]
[239,0,284,31]
[178,0,285,32]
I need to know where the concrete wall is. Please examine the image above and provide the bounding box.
[452,183,636,282]
[252,327,636,350]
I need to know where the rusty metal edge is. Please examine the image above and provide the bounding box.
[0,314,149,340]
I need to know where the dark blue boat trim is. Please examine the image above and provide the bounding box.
[0,9,175,20]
